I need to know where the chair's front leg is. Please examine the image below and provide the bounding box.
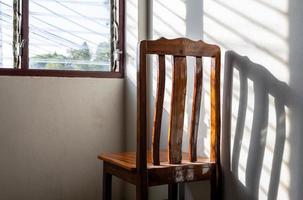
[103,163,112,200]
[136,185,148,200]
[136,172,148,200]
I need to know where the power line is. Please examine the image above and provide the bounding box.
[30,58,109,66]
[30,15,99,46]
[0,1,112,58]
[0,2,106,46]
[0,1,12,9]
[53,0,109,28]
[30,11,109,22]
[0,11,82,49]
[30,31,78,50]
[35,0,108,6]
[0,11,108,48]
[0,2,109,23]
[31,1,108,40]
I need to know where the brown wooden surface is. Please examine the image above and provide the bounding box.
[104,162,136,185]
[118,0,125,75]
[99,151,213,171]
[189,57,203,162]
[99,151,214,186]
[0,68,123,78]
[210,54,222,199]
[21,0,29,69]
[99,37,221,199]
[136,41,148,200]
[152,55,166,165]
[169,56,187,164]
[145,37,219,57]
[210,56,221,163]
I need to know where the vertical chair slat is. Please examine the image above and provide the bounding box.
[168,56,187,164]
[210,54,221,198]
[152,55,166,165]
[210,55,221,162]
[189,57,203,162]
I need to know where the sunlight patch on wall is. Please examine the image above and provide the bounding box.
[204,0,289,83]
[202,58,211,157]
[255,0,289,13]
[230,69,240,162]
[125,0,138,84]
[153,0,186,39]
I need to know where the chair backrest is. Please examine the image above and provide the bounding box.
[137,38,221,170]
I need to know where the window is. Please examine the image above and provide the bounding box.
[0,0,124,77]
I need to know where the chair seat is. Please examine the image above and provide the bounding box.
[99,151,214,185]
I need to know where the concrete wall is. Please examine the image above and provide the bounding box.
[0,77,124,200]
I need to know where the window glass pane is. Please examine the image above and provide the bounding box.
[0,0,14,68]
[29,0,111,71]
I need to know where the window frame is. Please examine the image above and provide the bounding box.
[0,0,125,78]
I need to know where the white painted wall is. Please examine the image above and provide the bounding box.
[203,0,303,199]
[123,0,149,198]
[124,0,303,199]
[0,77,124,200]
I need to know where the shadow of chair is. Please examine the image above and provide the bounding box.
[221,51,301,200]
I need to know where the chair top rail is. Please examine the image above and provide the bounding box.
[141,37,220,57]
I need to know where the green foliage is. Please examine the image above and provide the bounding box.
[95,42,110,62]
[31,52,68,69]
[30,41,111,71]
[33,52,67,60]
[68,42,91,60]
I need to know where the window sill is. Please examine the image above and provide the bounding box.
[0,68,123,78]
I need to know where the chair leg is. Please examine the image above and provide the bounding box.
[136,184,148,200]
[168,183,178,200]
[210,166,221,200]
[103,166,112,200]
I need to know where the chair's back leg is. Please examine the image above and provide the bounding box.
[210,165,222,200]
[168,183,178,200]
[103,163,112,200]
[136,183,148,200]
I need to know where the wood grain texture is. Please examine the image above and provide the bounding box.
[136,41,148,199]
[99,151,212,171]
[210,54,222,199]
[210,55,221,163]
[145,37,220,57]
[189,57,203,162]
[169,56,187,164]
[99,38,221,199]
[152,55,166,165]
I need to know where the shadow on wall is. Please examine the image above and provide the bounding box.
[288,0,303,199]
[222,51,303,200]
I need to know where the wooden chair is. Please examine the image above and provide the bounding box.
[98,37,221,200]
